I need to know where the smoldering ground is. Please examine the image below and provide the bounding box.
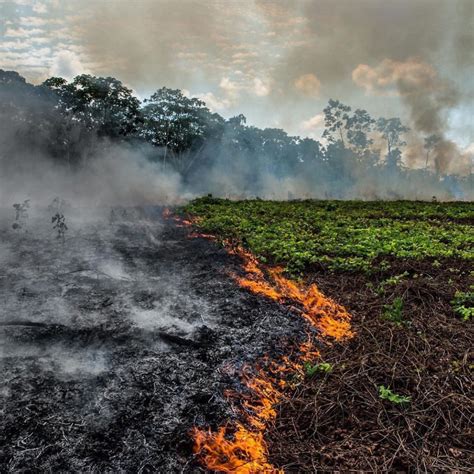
[0,204,311,471]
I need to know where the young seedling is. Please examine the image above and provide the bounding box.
[451,288,474,321]
[52,213,68,241]
[378,385,411,405]
[304,361,333,377]
[382,297,405,326]
[12,199,30,230]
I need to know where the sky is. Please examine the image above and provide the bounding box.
[0,0,473,153]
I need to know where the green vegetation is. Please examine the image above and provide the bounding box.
[451,288,474,321]
[378,385,411,405]
[304,362,333,377]
[183,198,473,274]
[382,297,406,326]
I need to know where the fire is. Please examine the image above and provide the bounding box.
[163,210,354,472]
[192,244,354,472]
[162,208,200,227]
[192,423,278,474]
[230,246,353,341]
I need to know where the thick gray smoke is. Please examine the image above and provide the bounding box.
[0,77,184,208]
[263,0,473,176]
[0,145,184,209]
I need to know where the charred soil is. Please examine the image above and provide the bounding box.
[0,208,307,472]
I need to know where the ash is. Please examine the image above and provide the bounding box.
[0,206,305,472]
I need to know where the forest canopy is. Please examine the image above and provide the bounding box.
[0,69,471,200]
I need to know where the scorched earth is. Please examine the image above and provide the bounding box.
[0,206,308,472]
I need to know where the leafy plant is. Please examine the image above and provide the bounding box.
[378,385,411,404]
[382,297,405,326]
[304,362,333,377]
[451,289,474,321]
[182,199,473,277]
[52,213,68,241]
[378,272,409,294]
[12,199,30,230]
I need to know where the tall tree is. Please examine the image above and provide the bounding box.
[376,118,409,156]
[424,134,441,170]
[345,108,375,154]
[140,87,224,171]
[43,75,142,138]
[322,99,351,146]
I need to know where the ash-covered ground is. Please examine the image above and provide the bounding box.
[0,206,305,472]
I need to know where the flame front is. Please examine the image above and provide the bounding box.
[163,211,353,472]
[231,246,353,341]
[191,244,354,472]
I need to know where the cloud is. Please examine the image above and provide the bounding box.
[4,27,45,37]
[294,73,321,97]
[301,113,324,131]
[300,113,324,138]
[194,91,231,111]
[32,2,48,14]
[352,58,438,96]
[49,50,88,79]
[253,78,271,97]
[219,76,240,97]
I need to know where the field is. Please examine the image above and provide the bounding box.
[183,198,473,471]
[1,200,472,472]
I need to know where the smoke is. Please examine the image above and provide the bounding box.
[0,144,184,209]
[259,0,473,174]
[74,0,234,89]
[353,57,466,174]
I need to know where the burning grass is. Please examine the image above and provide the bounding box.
[189,242,354,472]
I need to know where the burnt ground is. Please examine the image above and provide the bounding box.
[268,258,473,472]
[0,207,307,472]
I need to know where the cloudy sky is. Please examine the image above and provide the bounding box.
[0,0,473,150]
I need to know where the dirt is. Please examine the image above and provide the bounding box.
[267,258,473,472]
[0,207,307,472]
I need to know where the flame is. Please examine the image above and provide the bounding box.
[230,246,353,341]
[188,232,217,240]
[163,210,353,472]
[162,208,200,227]
[192,423,278,474]
[192,244,353,472]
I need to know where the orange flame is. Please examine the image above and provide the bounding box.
[192,244,354,472]
[230,246,353,341]
[163,211,353,472]
[192,423,279,474]
[162,208,200,227]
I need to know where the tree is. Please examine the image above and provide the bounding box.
[266,129,303,177]
[0,69,64,162]
[376,118,409,156]
[140,87,224,171]
[345,108,375,154]
[43,75,142,138]
[322,99,351,146]
[424,134,441,170]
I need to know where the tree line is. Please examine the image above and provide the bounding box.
[0,69,470,199]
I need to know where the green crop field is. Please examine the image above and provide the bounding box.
[183,197,473,274]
